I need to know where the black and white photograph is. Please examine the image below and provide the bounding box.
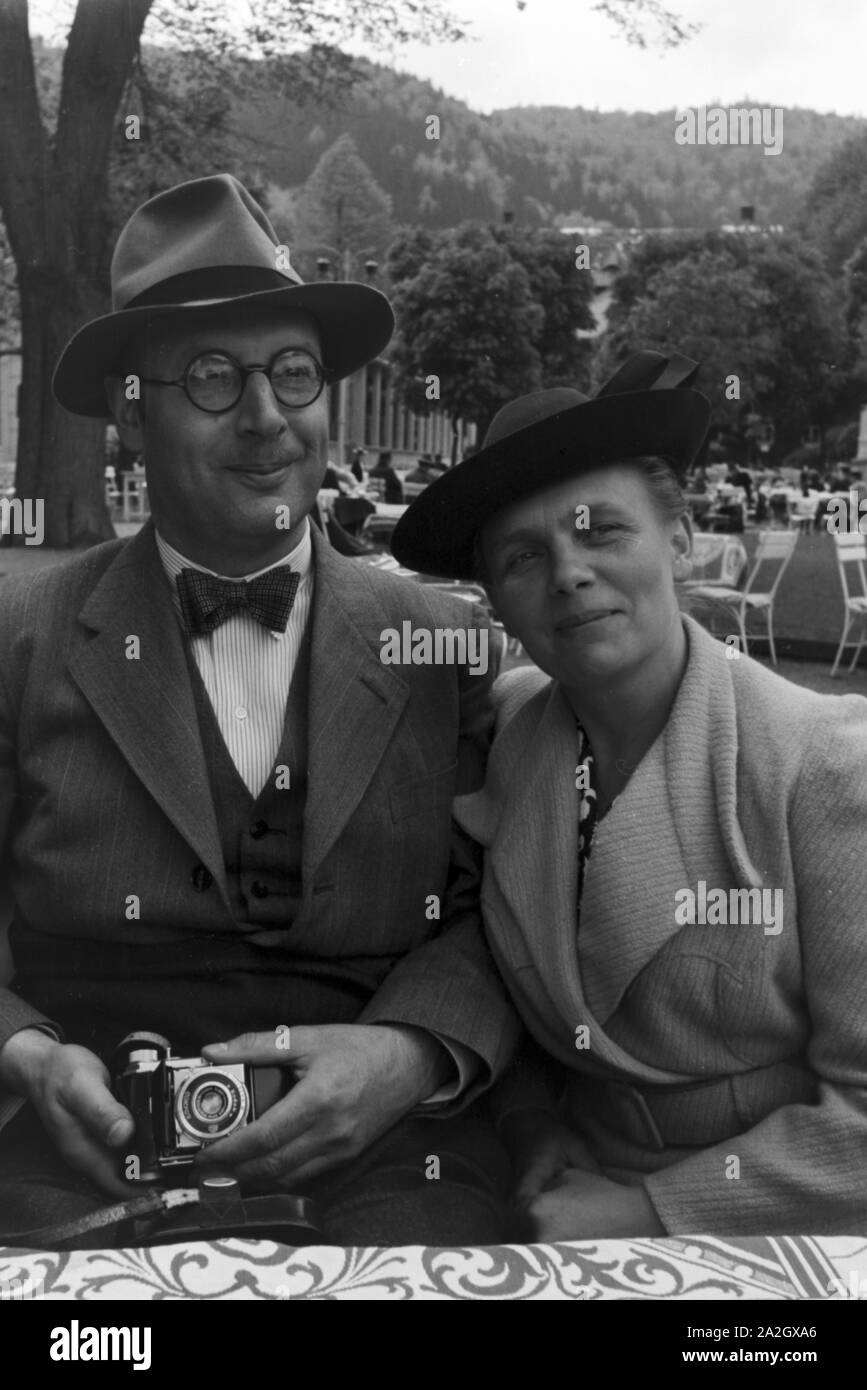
[0,0,866,1343]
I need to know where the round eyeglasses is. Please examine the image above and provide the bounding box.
[139,347,327,414]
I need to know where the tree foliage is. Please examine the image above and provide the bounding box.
[0,0,706,545]
[0,0,470,546]
[799,128,867,276]
[214,64,866,235]
[288,134,394,270]
[388,223,544,435]
[492,225,596,385]
[388,222,598,435]
[593,0,698,48]
[597,231,845,460]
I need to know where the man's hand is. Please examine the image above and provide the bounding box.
[196,1023,451,1188]
[499,1109,602,1206]
[520,1167,666,1241]
[0,1028,134,1198]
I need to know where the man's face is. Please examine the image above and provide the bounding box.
[110,304,330,572]
[481,466,690,693]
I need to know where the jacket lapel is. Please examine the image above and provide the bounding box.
[561,616,764,1025]
[302,529,410,877]
[576,748,697,1023]
[461,684,687,1082]
[67,523,227,899]
[486,681,588,1023]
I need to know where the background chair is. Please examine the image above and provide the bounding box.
[830,532,867,678]
[332,495,376,537]
[121,466,149,522]
[687,533,748,588]
[686,529,798,664]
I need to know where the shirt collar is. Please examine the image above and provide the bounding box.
[156,518,312,585]
[155,519,313,632]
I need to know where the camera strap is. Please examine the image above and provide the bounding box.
[0,1186,200,1251]
[0,1179,322,1250]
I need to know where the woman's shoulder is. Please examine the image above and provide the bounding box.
[492,664,552,735]
[696,618,867,765]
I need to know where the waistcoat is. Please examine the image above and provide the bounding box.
[184,624,311,943]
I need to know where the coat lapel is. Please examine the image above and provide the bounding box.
[460,618,767,1077]
[462,682,688,1082]
[486,681,588,1024]
[561,616,764,1025]
[302,529,410,877]
[576,746,697,1023]
[67,523,227,898]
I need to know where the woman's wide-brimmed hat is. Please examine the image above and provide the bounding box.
[53,173,395,417]
[390,350,710,580]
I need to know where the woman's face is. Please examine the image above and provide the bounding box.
[481,465,692,692]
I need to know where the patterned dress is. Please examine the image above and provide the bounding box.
[575,721,600,916]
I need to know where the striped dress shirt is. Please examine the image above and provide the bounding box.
[156,523,313,797]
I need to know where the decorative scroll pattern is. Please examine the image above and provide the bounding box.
[2,1235,865,1301]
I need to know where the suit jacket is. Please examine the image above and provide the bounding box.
[0,521,519,1105]
[454,616,867,1233]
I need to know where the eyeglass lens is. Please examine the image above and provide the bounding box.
[185,349,322,410]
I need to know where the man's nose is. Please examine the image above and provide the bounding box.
[234,370,288,436]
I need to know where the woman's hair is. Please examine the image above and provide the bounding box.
[627,454,687,523]
[472,454,687,584]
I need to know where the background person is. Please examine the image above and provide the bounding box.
[405,455,441,488]
[368,449,405,504]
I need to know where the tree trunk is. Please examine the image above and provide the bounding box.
[0,0,153,548]
[10,265,112,548]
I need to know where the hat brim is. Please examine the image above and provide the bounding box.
[390,389,710,580]
[52,281,394,418]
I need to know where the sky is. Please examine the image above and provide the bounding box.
[27,0,867,120]
[347,0,867,117]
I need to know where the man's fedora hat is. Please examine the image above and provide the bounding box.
[390,350,710,580]
[53,173,395,417]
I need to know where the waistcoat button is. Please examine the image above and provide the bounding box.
[249,820,269,839]
[250,880,269,899]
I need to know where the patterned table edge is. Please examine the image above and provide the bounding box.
[2,1234,867,1300]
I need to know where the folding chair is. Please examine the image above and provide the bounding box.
[686,529,798,664]
[830,532,867,678]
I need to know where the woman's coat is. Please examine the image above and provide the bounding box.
[455,616,867,1234]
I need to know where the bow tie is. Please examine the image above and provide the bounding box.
[177,566,300,636]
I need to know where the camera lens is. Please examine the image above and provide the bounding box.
[175,1068,249,1141]
[196,1085,228,1120]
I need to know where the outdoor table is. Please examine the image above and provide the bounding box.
[362,502,409,544]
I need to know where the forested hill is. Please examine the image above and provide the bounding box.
[236,58,865,229]
[27,39,867,234]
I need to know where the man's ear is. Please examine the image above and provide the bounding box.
[104,375,144,452]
